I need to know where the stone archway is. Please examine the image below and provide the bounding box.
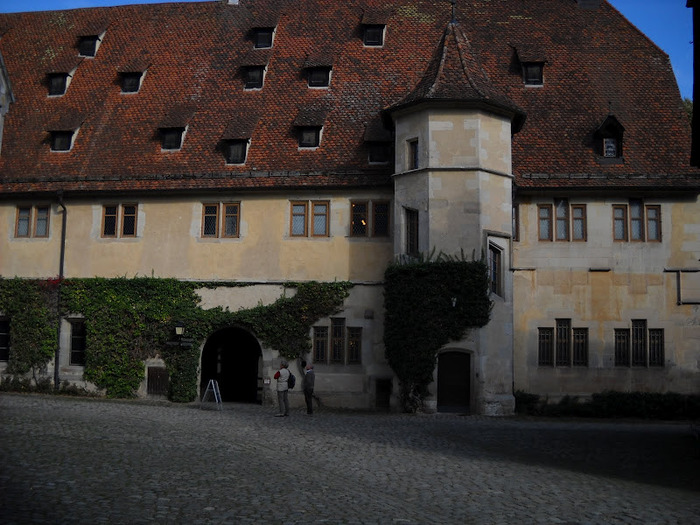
[200,327,262,403]
[437,351,471,413]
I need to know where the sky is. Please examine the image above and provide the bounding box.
[0,0,694,100]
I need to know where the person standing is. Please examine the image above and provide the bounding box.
[303,362,315,415]
[273,360,290,417]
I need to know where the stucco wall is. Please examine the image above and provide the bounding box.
[513,195,700,395]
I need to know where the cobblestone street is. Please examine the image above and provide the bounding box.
[0,393,698,524]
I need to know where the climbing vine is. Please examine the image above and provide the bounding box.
[384,254,491,412]
[0,277,351,402]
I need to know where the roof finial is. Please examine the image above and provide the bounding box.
[450,0,457,23]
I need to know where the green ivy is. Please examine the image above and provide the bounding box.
[384,256,491,412]
[0,277,351,402]
[0,278,57,378]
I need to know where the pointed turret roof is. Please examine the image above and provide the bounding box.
[387,20,526,132]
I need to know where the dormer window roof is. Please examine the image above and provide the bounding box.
[361,11,388,47]
[594,114,625,162]
[513,45,546,86]
[307,66,331,88]
[221,114,258,165]
[158,104,195,151]
[364,118,392,164]
[46,58,80,97]
[50,129,77,151]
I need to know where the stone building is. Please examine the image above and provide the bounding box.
[0,0,697,414]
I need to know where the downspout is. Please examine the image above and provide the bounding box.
[54,191,67,390]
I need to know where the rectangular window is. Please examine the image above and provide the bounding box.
[330,318,345,363]
[373,201,390,237]
[224,140,248,164]
[102,205,118,237]
[160,127,185,150]
[253,28,274,48]
[630,199,644,241]
[572,328,588,367]
[555,199,569,241]
[202,204,219,237]
[308,67,331,87]
[313,326,328,363]
[406,208,419,256]
[102,204,137,238]
[538,204,552,241]
[572,205,587,241]
[363,25,385,46]
[512,204,520,242]
[523,63,543,85]
[604,137,618,158]
[649,329,664,367]
[202,203,240,238]
[538,327,554,366]
[347,327,362,364]
[121,205,137,237]
[311,201,329,236]
[223,203,240,238]
[351,201,368,236]
[290,202,308,237]
[488,244,502,297]
[51,130,74,151]
[15,207,31,238]
[34,206,50,238]
[0,319,9,361]
[555,319,571,366]
[78,35,98,57]
[121,72,142,93]
[48,73,68,96]
[614,329,630,366]
[631,319,647,366]
[408,139,419,170]
[299,127,321,148]
[70,320,86,366]
[646,205,661,241]
[244,66,264,89]
[613,205,628,241]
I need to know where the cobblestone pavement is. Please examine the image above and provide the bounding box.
[0,394,698,524]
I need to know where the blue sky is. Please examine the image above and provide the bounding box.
[0,0,694,99]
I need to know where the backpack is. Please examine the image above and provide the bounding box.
[287,371,296,389]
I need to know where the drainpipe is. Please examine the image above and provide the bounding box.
[54,191,67,390]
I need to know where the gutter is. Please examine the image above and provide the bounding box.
[54,191,67,390]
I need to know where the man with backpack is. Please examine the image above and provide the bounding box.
[273,361,290,417]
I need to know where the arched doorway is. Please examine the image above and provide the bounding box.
[437,351,471,413]
[200,327,262,403]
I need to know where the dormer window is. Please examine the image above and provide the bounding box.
[78,35,100,57]
[368,142,391,164]
[308,67,331,88]
[224,139,249,164]
[244,66,265,89]
[50,130,76,151]
[299,126,321,148]
[253,27,274,49]
[522,62,544,86]
[120,71,144,93]
[48,73,69,96]
[160,127,185,150]
[363,24,385,46]
[604,137,618,158]
[594,114,625,162]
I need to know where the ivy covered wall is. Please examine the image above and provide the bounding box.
[384,257,492,411]
[0,277,351,402]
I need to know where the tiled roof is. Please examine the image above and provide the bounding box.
[0,0,697,196]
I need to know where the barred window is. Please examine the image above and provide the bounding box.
[313,326,328,363]
[0,318,9,361]
[555,319,571,366]
[538,328,554,366]
[615,322,664,367]
[313,320,362,365]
